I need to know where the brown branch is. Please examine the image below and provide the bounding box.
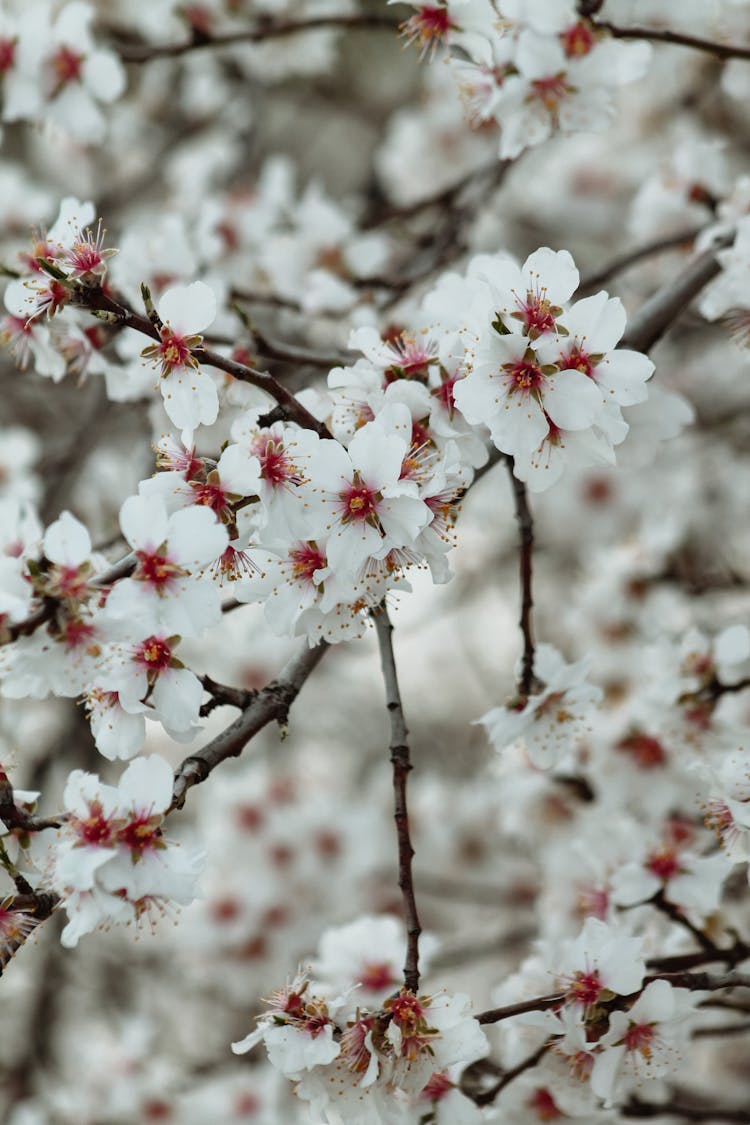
[68,284,331,438]
[476,969,750,1030]
[647,937,750,974]
[623,1096,750,1121]
[170,641,327,810]
[650,889,721,956]
[2,552,136,649]
[199,674,257,717]
[114,13,400,63]
[373,603,422,994]
[476,993,564,1025]
[0,770,63,833]
[595,20,750,62]
[692,1019,750,1038]
[231,288,304,313]
[0,892,60,976]
[464,1042,552,1107]
[620,241,730,353]
[506,461,536,697]
[362,160,507,229]
[249,327,352,370]
[578,227,704,296]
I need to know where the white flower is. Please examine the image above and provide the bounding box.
[307,417,432,579]
[557,918,645,1016]
[479,644,602,768]
[105,494,228,638]
[141,281,219,431]
[53,755,202,946]
[591,980,697,1107]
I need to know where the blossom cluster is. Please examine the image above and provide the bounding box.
[232,917,487,1125]
[396,0,651,158]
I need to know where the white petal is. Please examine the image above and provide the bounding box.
[120,494,169,552]
[158,281,217,335]
[43,511,91,566]
[167,505,228,568]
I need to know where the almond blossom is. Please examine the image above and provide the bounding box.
[50,755,202,947]
[104,493,228,638]
[306,415,433,579]
[141,281,220,431]
[479,644,603,768]
[590,980,698,1107]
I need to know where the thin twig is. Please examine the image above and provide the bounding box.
[476,993,564,1025]
[620,242,729,353]
[578,227,704,295]
[623,1096,750,1121]
[115,13,399,63]
[650,889,721,956]
[506,461,536,697]
[467,1042,552,1107]
[198,675,257,718]
[373,603,422,994]
[170,641,327,810]
[67,284,331,438]
[595,20,750,62]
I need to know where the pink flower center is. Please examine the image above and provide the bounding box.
[357,961,398,992]
[134,636,172,673]
[190,480,230,516]
[63,619,98,652]
[0,37,16,72]
[340,478,378,523]
[76,800,113,846]
[504,358,546,393]
[289,542,326,584]
[623,1021,655,1057]
[529,1087,564,1120]
[52,46,84,85]
[531,73,570,112]
[66,241,104,277]
[159,331,192,370]
[617,731,667,769]
[51,564,90,602]
[432,372,458,415]
[705,799,737,849]
[514,292,557,337]
[234,1092,261,1117]
[422,1072,453,1102]
[119,812,162,852]
[340,1017,375,1073]
[42,280,70,317]
[576,884,610,921]
[386,992,426,1032]
[647,847,681,882]
[136,550,184,590]
[565,346,594,378]
[561,21,595,58]
[402,5,453,56]
[566,969,603,1008]
[253,437,304,487]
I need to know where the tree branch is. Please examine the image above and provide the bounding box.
[373,603,422,994]
[114,13,400,64]
[623,1096,750,1121]
[650,889,721,956]
[620,242,729,353]
[506,461,536,697]
[198,675,257,717]
[595,20,750,63]
[578,227,704,296]
[68,284,331,437]
[170,641,327,810]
